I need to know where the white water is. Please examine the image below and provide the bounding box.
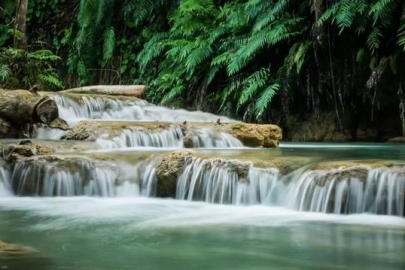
[10,159,142,197]
[0,197,404,230]
[0,166,12,196]
[95,126,184,148]
[174,157,405,216]
[176,157,279,205]
[52,94,235,124]
[2,153,404,216]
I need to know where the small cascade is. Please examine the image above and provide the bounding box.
[0,164,12,196]
[35,127,67,140]
[176,157,279,204]
[10,158,138,197]
[174,158,405,216]
[96,126,184,149]
[285,166,405,216]
[187,128,243,148]
[51,94,147,123]
[94,126,243,149]
[51,94,235,123]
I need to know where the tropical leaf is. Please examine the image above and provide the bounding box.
[255,83,280,117]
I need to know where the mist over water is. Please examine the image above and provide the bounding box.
[0,198,404,270]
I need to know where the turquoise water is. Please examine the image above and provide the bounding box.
[0,198,404,270]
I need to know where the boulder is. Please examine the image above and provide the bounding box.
[1,141,55,164]
[155,151,193,197]
[228,123,282,147]
[0,89,67,138]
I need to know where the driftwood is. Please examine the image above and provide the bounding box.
[0,89,59,126]
[61,85,145,97]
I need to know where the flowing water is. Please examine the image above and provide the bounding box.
[1,93,405,269]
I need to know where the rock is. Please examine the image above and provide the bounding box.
[156,151,193,197]
[48,117,70,131]
[62,120,283,148]
[387,137,405,143]
[0,118,17,138]
[1,142,55,164]
[34,99,59,125]
[0,90,59,126]
[0,89,62,138]
[228,123,282,147]
[0,240,38,259]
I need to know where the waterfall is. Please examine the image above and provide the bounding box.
[94,127,243,149]
[187,128,243,148]
[0,164,12,196]
[35,127,67,140]
[51,94,147,123]
[285,166,405,216]
[176,157,279,204]
[51,94,235,123]
[9,158,157,197]
[174,158,405,216]
[96,126,184,149]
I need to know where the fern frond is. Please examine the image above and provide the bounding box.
[185,46,213,72]
[28,50,61,61]
[255,83,280,117]
[0,64,10,82]
[398,23,405,50]
[102,27,115,65]
[238,68,270,108]
[366,26,383,53]
[38,74,64,89]
[369,0,397,27]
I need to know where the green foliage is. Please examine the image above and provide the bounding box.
[0,47,63,90]
[3,0,404,127]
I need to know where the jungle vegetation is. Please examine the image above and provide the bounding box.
[0,0,405,137]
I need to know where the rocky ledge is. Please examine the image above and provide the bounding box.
[0,89,69,138]
[61,120,282,148]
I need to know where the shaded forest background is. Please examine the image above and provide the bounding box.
[0,0,405,141]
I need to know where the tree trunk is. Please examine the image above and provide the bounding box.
[61,85,146,98]
[14,0,28,49]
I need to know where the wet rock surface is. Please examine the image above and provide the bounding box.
[61,120,282,148]
[0,89,68,138]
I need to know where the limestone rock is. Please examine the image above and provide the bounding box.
[156,151,194,197]
[0,141,55,164]
[0,240,38,259]
[387,137,405,143]
[48,117,70,131]
[228,123,282,147]
[62,120,283,148]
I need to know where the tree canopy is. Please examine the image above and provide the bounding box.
[0,0,404,135]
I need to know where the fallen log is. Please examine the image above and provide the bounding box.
[0,89,59,126]
[61,85,145,97]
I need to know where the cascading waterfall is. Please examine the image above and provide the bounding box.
[285,166,405,216]
[176,157,279,205]
[9,158,158,197]
[51,94,235,123]
[175,158,405,216]
[96,126,184,149]
[51,94,148,123]
[95,127,243,149]
[0,164,12,196]
[187,128,243,148]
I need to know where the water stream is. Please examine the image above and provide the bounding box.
[1,93,404,269]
